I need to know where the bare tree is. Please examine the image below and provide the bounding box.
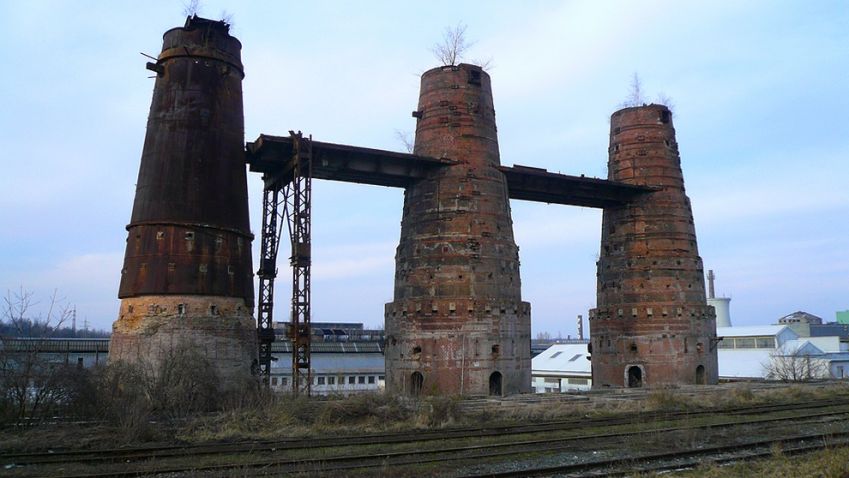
[395,129,414,153]
[655,92,675,111]
[183,0,202,17]
[0,288,75,424]
[620,72,645,108]
[762,349,830,382]
[535,331,552,341]
[144,341,220,419]
[431,22,474,66]
[220,10,234,26]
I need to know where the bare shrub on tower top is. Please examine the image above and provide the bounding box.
[432,22,473,66]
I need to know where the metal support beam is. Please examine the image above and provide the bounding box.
[256,183,282,381]
[285,131,312,396]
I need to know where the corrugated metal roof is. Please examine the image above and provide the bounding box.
[0,338,110,353]
[270,341,384,353]
[270,353,385,373]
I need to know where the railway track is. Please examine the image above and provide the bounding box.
[467,431,849,477]
[4,399,849,477]
[3,396,846,467]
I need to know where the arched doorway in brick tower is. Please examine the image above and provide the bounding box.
[627,366,643,388]
[410,372,423,396]
[696,365,706,385]
[489,371,503,396]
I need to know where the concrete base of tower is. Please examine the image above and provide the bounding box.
[110,295,257,386]
[384,300,531,396]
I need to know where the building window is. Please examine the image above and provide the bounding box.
[368,376,375,384]
[272,377,278,386]
[281,378,287,386]
[348,376,356,384]
[328,376,336,385]
[378,375,385,381]
[358,376,366,384]
[550,351,562,359]
[317,376,325,385]
[569,378,588,385]
[735,338,756,349]
[756,337,775,348]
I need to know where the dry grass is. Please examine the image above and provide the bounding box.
[176,393,462,443]
[672,445,849,477]
[3,381,848,453]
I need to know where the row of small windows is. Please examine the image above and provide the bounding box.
[271,375,385,387]
[717,337,775,349]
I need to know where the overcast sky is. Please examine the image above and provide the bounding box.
[1,1,847,336]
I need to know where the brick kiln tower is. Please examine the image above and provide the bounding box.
[110,16,256,382]
[385,64,531,396]
[589,104,718,387]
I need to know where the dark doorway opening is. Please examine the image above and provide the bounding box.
[489,371,503,396]
[696,365,706,385]
[627,366,643,388]
[410,371,423,396]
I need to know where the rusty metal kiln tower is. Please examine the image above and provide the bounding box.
[384,64,531,396]
[589,105,718,387]
[110,16,257,381]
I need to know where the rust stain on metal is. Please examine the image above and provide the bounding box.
[111,16,256,382]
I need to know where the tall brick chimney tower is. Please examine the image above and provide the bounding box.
[385,64,531,396]
[589,104,718,387]
[110,16,256,382]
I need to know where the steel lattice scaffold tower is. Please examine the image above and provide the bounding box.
[256,131,312,395]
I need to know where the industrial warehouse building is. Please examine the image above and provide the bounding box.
[268,341,386,395]
[531,343,592,392]
[7,311,849,394]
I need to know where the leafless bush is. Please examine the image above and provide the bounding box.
[763,350,830,382]
[431,22,474,66]
[395,129,414,153]
[144,341,221,419]
[620,72,645,108]
[417,395,459,427]
[655,92,675,111]
[0,288,77,425]
[183,0,202,17]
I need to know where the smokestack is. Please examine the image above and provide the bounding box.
[577,314,584,340]
[707,270,716,299]
[589,104,718,387]
[385,64,531,396]
[110,16,256,382]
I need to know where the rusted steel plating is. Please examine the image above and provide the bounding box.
[119,16,253,303]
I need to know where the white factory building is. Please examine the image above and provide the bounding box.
[531,343,592,392]
[269,340,386,395]
[530,271,849,391]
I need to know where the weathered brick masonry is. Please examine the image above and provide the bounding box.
[110,17,256,382]
[590,105,718,387]
[385,64,531,396]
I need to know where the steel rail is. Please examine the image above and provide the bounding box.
[8,404,849,477]
[5,397,846,466]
